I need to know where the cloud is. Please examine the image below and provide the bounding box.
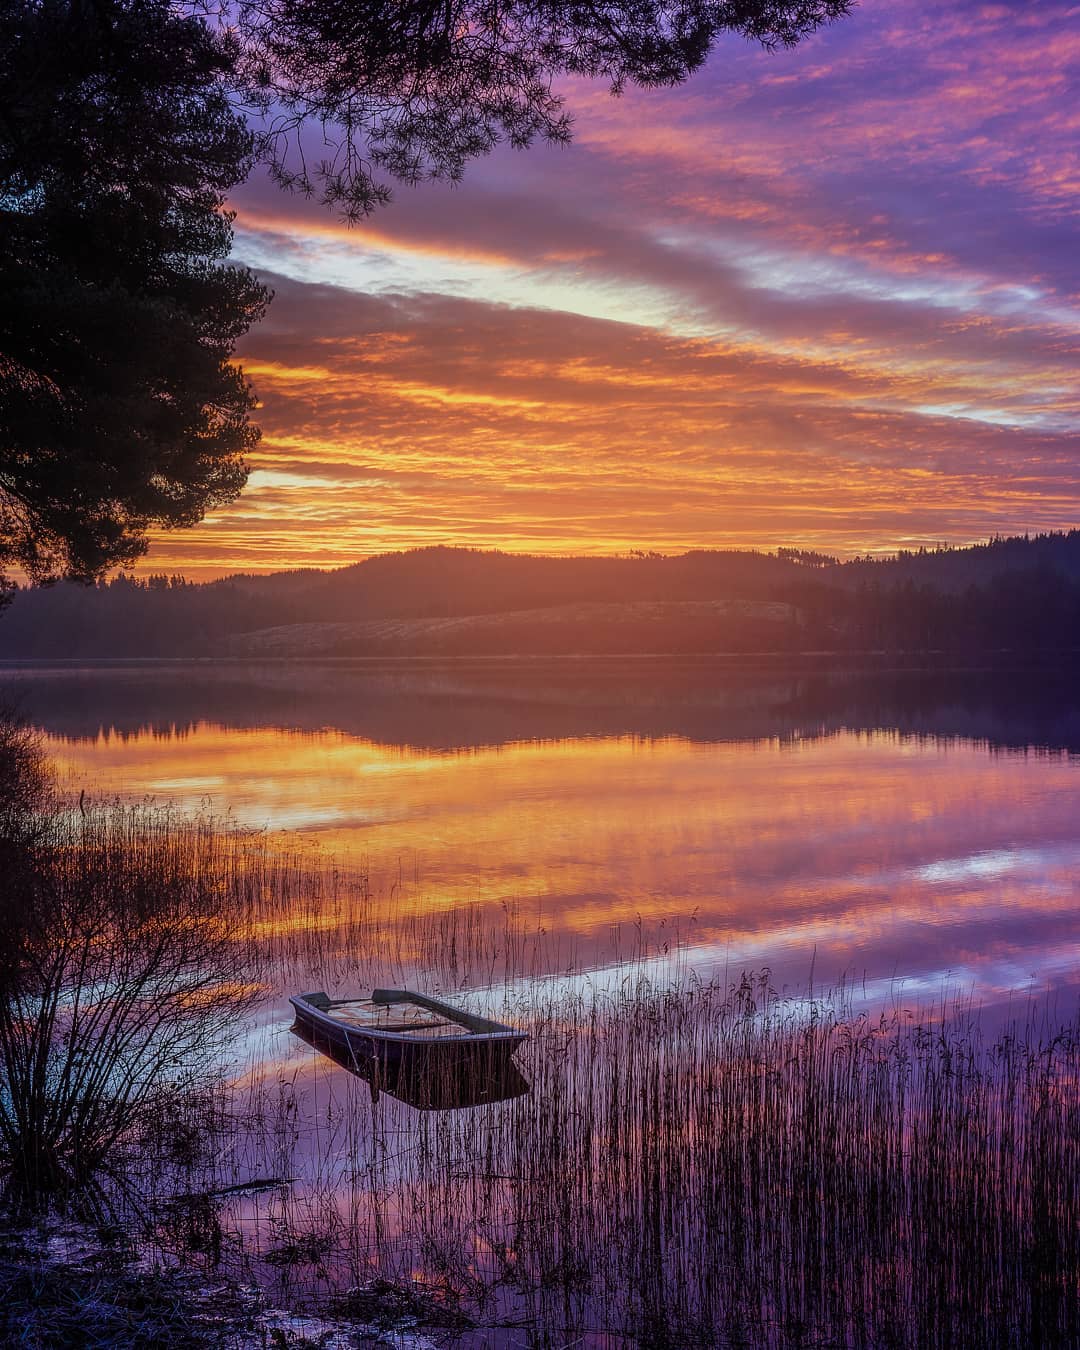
[138,0,1080,575]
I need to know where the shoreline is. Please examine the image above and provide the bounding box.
[5,647,1080,673]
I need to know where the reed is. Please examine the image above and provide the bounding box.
[2,709,1077,1345]
[232,970,1080,1349]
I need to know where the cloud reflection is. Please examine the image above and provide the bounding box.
[43,721,1080,1009]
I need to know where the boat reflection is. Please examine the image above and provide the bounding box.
[291,1021,531,1111]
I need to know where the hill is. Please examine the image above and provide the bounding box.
[3,533,1080,659]
[834,532,1080,592]
[223,599,799,658]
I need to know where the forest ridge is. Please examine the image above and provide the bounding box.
[4,534,1080,660]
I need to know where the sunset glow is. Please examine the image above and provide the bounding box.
[6,0,1080,1324]
[44,719,1080,1000]
[134,0,1080,578]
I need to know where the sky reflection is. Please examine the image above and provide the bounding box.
[41,715,1080,1010]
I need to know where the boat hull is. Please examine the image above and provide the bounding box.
[289,990,527,1078]
[291,1019,531,1108]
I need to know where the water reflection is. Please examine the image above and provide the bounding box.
[3,660,1079,1009]
[6,658,1080,753]
[230,979,1080,1350]
[4,661,1078,1345]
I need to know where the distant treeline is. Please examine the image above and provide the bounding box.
[4,533,1080,658]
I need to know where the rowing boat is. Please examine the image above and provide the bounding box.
[290,1017,530,1109]
[289,988,527,1076]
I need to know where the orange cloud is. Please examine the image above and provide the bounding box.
[129,0,1080,578]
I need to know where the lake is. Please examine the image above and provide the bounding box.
[4,658,1080,1345]
[10,658,1080,1007]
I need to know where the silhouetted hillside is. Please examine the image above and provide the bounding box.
[223,599,800,658]
[3,534,1080,659]
[831,531,1080,591]
[0,548,814,657]
[304,547,807,619]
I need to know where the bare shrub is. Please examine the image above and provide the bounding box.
[0,712,276,1209]
[0,699,52,856]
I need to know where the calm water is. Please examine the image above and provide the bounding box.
[9,659,1080,1007]
[5,659,1080,1345]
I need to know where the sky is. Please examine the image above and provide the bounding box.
[146,0,1080,578]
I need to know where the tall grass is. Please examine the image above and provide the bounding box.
[2,708,1077,1345]
[230,971,1079,1349]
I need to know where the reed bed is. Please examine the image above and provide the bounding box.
[0,788,334,1213]
[224,971,1079,1350]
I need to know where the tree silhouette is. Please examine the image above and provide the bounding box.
[237,0,853,216]
[0,0,269,585]
[1,0,849,585]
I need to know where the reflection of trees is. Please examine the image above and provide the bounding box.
[0,714,267,1210]
[10,662,1080,756]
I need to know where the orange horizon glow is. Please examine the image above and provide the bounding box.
[42,719,1080,1000]
[130,0,1078,581]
